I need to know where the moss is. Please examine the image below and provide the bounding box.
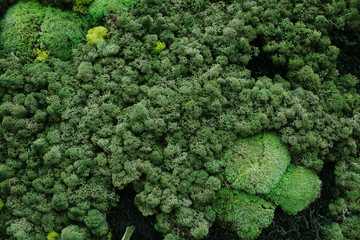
[35,49,50,62]
[0,199,4,211]
[0,1,89,62]
[213,188,276,240]
[153,41,166,54]
[88,0,140,25]
[268,165,321,215]
[223,133,291,195]
[86,26,108,45]
[47,230,59,240]
[72,0,93,14]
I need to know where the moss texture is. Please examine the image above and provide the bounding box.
[223,133,291,195]
[87,0,140,25]
[213,188,276,240]
[268,165,321,215]
[86,26,108,45]
[0,0,89,62]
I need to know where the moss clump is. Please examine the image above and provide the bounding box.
[213,188,276,240]
[223,133,291,195]
[0,199,4,211]
[47,230,60,240]
[35,49,50,62]
[88,0,140,25]
[0,1,89,62]
[72,0,93,14]
[153,41,166,54]
[268,165,321,215]
[86,26,108,45]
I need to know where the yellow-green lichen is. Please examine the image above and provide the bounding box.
[35,49,50,62]
[47,231,59,240]
[0,199,4,211]
[86,26,109,45]
[153,41,166,54]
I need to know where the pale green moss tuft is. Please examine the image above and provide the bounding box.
[0,199,4,211]
[35,49,50,62]
[268,165,321,215]
[86,26,109,45]
[47,230,60,240]
[213,188,276,240]
[223,133,291,195]
[153,41,166,54]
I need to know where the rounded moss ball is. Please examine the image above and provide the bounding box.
[0,0,89,62]
[213,188,276,240]
[60,225,86,240]
[223,133,291,195]
[268,165,321,215]
[86,26,108,45]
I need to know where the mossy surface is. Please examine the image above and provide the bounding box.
[88,0,140,25]
[86,26,108,45]
[0,0,89,62]
[268,165,321,215]
[223,133,291,195]
[213,188,276,240]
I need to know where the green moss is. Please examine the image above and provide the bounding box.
[88,0,140,25]
[0,198,4,211]
[47,230,59,240]
[86,26,108,45]
[340,215,360,239]
[73,0,93,14]
[223,133,291,195]
[0,1,89,62]
[35,49,50,62]
[153,41,166,54]
[213,188,276,240]
[268,165,321,215]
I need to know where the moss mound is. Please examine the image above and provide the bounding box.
[268,165,321,215]
[213,188,276,240]
[223,133,291,195]
[88,0,140,25]
[0,0,89,62]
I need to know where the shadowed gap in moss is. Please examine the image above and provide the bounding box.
[107,186,163,240]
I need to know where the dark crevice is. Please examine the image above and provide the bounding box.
[107,186,163,240]
[330,30,360,79]
[247,37,286,80]
[258,161,336,240]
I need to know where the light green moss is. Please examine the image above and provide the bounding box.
[47,230,59,240]
[0,199,4,211]
[0,1,89,62]
[223,133,291,195]
[268,165,321,215]
[88,0,140,25]
[213,188,276,240]
[35,49,50,62]
[86,26,108,45]
[153,41,166,54]
[73,0,94,14]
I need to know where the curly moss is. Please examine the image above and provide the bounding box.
[35,49,50,62]
[153,41,166,54]
[72,0,93,14]
[88,0,140,25]
[47,230,59,240]
[0,199,4,211]
[0,0,89,62]
[223,133,291,195]
[268,165,321,215]
[213,188,276,240]
[86,26,108,45]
